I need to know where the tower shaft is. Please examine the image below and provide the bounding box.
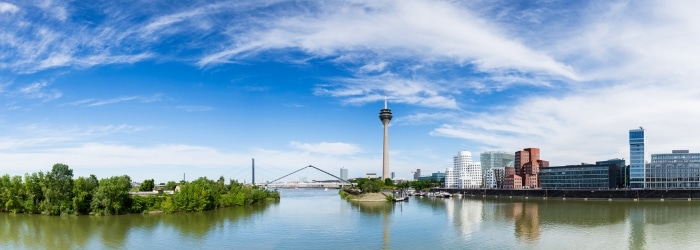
[382,120,390,180]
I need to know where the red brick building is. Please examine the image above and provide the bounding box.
[504,148,549,189]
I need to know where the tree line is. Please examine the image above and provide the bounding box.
[0,163,279,216]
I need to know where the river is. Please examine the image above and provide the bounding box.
[2,189,700,249]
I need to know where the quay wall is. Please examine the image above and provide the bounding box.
[432,188,700,200]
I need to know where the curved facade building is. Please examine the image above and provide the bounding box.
[454,151,482,189]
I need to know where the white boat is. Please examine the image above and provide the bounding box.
[324,188,329,191]
[393,196,409,202]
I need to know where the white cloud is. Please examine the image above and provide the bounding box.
[198,0,578,81]
[359,61,388,73]
[66,94,163,107]
[289,141,361,155]
[0,142,389,183]
[316,73,460,109]
[0,2,19,14]
[17,81,62,101]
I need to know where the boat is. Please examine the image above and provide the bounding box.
[393,196,409,202]
[324,188,329,191]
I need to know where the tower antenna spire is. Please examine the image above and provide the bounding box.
[384,95,387,109]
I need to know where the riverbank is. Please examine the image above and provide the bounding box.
[433,188,700,201]
[339,189,388,202]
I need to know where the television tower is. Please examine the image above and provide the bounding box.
[379,96,393,180]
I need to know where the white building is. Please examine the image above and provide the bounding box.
[646,150,700,189]
[454,151,482,189]
[445,168,458,188]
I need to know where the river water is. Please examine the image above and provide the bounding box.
[2,189,700,249]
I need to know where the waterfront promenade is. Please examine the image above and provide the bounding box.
[434,188,700,200]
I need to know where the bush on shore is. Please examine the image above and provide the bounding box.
[0,164,280,216]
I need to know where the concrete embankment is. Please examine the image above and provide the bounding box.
[433,188,700,200]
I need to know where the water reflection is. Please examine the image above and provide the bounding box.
[444,198,483,240]
[508,202,540,241]
[349,201,395,250]
[7,190,700,249]
[0,202,274,249]
[350,201,394,215]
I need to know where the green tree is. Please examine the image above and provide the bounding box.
[91,175,132,215]
[172,177,215,212]
[139,179,155,191]
[357,178,383,193]
[384,178,394,186]
[23,172,45,214]
[72,175,99,214]
[164,181,178,190]
[42,163,74,215]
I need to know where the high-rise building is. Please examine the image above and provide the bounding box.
[646,150,700,189]
[505,148,548,189]
[379,97,393,180]
[445,168,458,188]
[481,151,515,188]
[629,128,646,189]
[414,169,421,180]
[340,167,348,180]
[454,151,482,189]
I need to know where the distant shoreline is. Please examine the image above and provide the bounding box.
[433,188,700,201]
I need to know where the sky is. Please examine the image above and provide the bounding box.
[2,0,700,184]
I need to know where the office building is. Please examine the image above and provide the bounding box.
[504,148,548,189]
[418,172,446,184]
[340,167,348,180]
[454,151,482,189]
[481,151,515,188]
[539,159,624,189]
[629,128,646,189]
[646,150,700,189]
[414,169,421,180]
[445,168,458,188]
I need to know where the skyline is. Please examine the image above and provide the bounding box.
[2,1,700,183]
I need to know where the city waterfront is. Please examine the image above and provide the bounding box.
[2,188,700,249]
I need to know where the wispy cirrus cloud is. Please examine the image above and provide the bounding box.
[15,81,62,101]
[67,94,163,107]
[0,123,145,151]
[429,1,700,165]
[315,73,460,109]
[197,0,578,81]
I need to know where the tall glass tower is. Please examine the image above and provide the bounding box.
[629,128,646,189]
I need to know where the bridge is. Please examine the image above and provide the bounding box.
[264,165,352,188]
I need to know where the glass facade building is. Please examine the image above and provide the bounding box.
[340,168,348,180]
[539,159,623,189]
[645,150,700,189]
[480,151,515,188]
[629,128,646,189]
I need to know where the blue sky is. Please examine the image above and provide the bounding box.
[2,0,700,184]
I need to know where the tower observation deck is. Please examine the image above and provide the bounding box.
[379,97,393,180]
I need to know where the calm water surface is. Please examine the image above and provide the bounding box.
[2,189,700,249]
